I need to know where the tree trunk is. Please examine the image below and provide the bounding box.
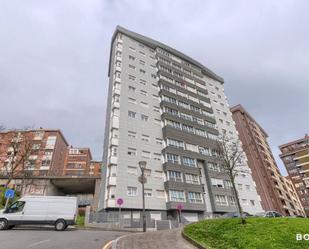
[231,175,246,225]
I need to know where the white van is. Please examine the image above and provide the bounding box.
[0,196,78,231]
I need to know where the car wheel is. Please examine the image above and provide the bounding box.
[55,219,66,231]
[0,219,8,230]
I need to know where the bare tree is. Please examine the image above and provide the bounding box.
[216,133,247,225]
[0,129,34,189]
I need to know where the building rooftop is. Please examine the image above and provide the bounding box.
[108,25,224,84]
[230,104,268,137]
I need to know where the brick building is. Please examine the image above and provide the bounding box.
[231,105,305,216]
[64,147,101,177]
[0,128,101,181]
[279,135,309,217]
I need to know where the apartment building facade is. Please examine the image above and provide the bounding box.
[0,129,68,179]
[231,105,305,216]
[64,147,101,177]
[100,26,263,221]
[279,135,309,217]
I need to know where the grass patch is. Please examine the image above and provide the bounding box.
[76,215,85,227]
[183,218,309,249]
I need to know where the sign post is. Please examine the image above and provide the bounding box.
[117,198,124,226]
[4,189,15,209]
[177,203,184,226]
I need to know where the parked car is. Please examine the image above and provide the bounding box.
[255,211,283,218]
[0,196,78,231]
[222,212,253,218]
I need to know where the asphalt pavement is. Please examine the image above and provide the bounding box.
[0,226,127,249]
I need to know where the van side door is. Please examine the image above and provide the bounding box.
[22,200,47,225]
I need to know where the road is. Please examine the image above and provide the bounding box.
[0,226,127,249]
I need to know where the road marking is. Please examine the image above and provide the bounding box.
[26,239,51,248]
[102,240,113,249]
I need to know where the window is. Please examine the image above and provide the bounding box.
[169,190,185,202]
[129,64,136,70]
[242,199,248,205]
[128,85,136,92]
[185,174,199,184]
[250,200,255,206]
[128,131,136,138]
[229,196,236,206]
[144,189,152,197]
[141,134,150,142]
[182,124,194,133]
[141,114,148,121]
[215,195,228,206]
[144,169,151,177]
[165,120,181,129]
[140,69,146,74]
[225,180,233,189]
[32,144,40,150]
[168,171,182,182]
[139,51,145,56]
[188,192,203,203]
[211,178,224,188]
[127,166,137,175]
[140,101,149,108]
[195,129,206,137]
[155,138,163,145]
[129,47,136,52]
[166,153,179,164]
[208,163,221,172]
[128,97,136,104]
[127,187,137,196]
[199,146,210,156]
[151,74,157,79]
[128,111,136,118]
[45,136,56,149]
[153,106,160,113]
[111,146,118,156]
[167,139,184,149]
[139,60,145,65]
[33,131,44,140]
[127,148,137,156]
[140,79,146,85]
[129,55,135,60]
[142,151,151,159]
[6,201,25,213]
[238,184,243,190]
[245,185,250,190]
[182,156,196,167]
[140,90,148,96]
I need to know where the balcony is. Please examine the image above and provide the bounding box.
[109,156,118,165]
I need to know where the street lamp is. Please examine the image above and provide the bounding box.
[138,161,147,232]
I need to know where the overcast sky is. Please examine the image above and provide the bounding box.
[1,0,308,175]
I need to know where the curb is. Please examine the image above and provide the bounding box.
[181,229,207,249]
[102,240,113,249]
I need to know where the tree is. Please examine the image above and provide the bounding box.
[216,133,247,225]
[0,129,34,190]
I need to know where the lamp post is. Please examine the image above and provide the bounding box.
[138,161,147,232]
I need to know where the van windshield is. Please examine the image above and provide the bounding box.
[6,201,25,213]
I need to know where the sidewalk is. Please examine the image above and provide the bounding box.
[114,228,197,249]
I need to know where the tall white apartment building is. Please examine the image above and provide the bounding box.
[99,26,263,222]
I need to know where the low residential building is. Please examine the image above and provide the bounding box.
[279,135,309,217]
[231,105,305,216]
[64,147,101,177]
[0,128,68,179]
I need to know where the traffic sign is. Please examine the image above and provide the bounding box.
[117,198,124,206]
[138,176,147,184]
[5,189,15,199]
[176,203,184,211]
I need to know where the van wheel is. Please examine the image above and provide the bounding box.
[0,219,8,230]
[55,219,66,231]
